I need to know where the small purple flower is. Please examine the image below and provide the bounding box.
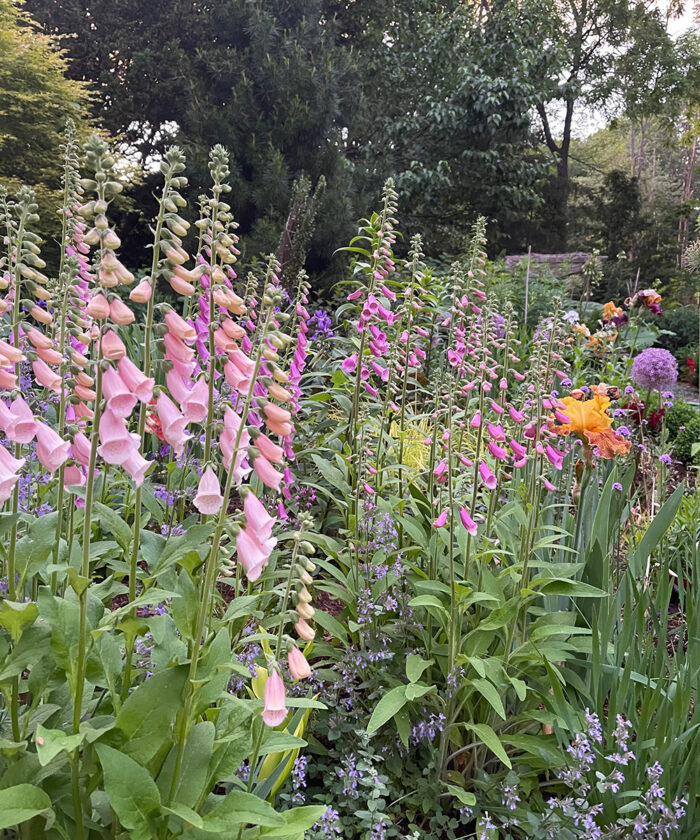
[290,755,307,804]
[585,708,603,743]
[313,807,341,837]
[612,482,623,491]
[659,454,672,465]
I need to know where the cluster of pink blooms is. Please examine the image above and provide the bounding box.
[285,279,311,413]
[427,263,574,530]
[1,143,320,742]
[341,221,399,398]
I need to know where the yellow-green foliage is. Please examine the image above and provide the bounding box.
[0,0,92,241]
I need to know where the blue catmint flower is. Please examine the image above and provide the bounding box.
[314,807,341,837]
[502,783,520,811]
[291,755,307,804]
[585,708,603,743]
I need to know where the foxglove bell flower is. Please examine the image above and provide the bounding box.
[98,410,134,465]
[0,446,25,503]
[288,646,311,680]
[479,461,497,490]
[118,357,154,403]
[34,422,70,473]
[193,466,224,514]
[6,398,37,444]
[32,359,61,391]
[102,367,137,418]
[459,507,478,536]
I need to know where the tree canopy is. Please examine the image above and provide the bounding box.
[0,0,92,240]
[20,0,700,274]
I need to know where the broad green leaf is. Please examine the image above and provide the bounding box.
[395,707,410,747]
[260,805,327,836]
[406,654,433,683]
[14,512,59,584]
[311,454,351,496]
[114,665,188,765]
[367,685,407,735]
[260,732,307,754]
[465,723,512,769]
[471,679,506,720]
[160,722,215,809]
[475,598,517,631]
[35,725,85,767]
[444,783,476,807]
[221,595,261,622]
[312,609,348,645]
[508,676,527,701]
[285,697,326,710]
[0,600,38,642]
[156,524,214,573]
[93,501,133,551]
[398,516,428,548]
[162,803,204,829]
[408,594,446,611]
[405,682,434,701]
[535,578,607,598]
[0,784,54,830]
[202,790,285,830]
[95,744,160,838]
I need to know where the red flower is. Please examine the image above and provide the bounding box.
[145,399,165,442]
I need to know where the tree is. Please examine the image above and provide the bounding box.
[0,0,91,243]
[533,0,681,245]
[26,0,358,267]
[338,0,559,253]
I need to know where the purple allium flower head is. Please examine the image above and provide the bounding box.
[631,348,678,390]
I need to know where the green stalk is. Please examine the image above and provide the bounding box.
[203,201,219,466]
[73,355,104,735]
[51,271,74,592]
[275,532,304,659]
[6,203,28,601]
[165,297,275,810]
[129,172,172,606]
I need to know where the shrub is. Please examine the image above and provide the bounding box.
[673,417,700,464]
[666,400,700,440]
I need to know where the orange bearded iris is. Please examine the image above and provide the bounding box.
[602,301,622,321]
[554,395,631,459]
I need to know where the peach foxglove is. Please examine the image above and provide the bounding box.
[7,398,37,444]
[118,357,154,403]
[129,278,152,303]
[102,367,137,418]
[262,669,287,727]
[101,331,127,361]
[34,422,70,473]
[193,466,224,515]
[288,646,311,680]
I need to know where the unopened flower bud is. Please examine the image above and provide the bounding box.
[296,601,315,620]
[294,618,315,641]
[296,586,313,604]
